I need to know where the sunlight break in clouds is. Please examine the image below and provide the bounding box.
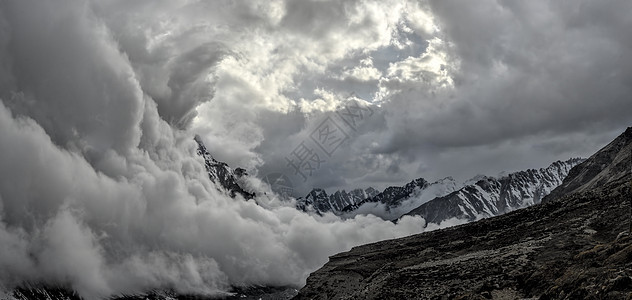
[0,0,441,298]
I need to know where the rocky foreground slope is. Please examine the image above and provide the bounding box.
[294,127,632,300]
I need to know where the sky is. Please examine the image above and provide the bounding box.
[0,0,631,299]
[185,0,631,195]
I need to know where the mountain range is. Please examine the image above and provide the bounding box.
[4,129,627,300]
[405,158,584,223]
[194,135,582,228]
[294,127,632,299]
[296,158,583,225]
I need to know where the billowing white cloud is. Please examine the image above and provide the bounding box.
[0,1,433,298]
[1,0,631,298]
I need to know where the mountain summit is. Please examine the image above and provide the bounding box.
[194,135,254,199]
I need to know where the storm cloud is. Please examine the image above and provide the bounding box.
[0,0,630,298]
[251,0,632,193]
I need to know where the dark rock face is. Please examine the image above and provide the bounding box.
[365,178,430,208]
[194,135,254,199]
[296,188,332,213]
[339,178,439,214]
[543,127,632,203]
[295,192,632,300]
[330,187,379,212]
[298,158,580,221]
[294,128,632,300]
[406,158,583,223]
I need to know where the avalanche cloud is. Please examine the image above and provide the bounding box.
[0,1,428,298]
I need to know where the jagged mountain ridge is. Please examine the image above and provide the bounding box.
[295,187,379,214]
[296,177,460,216]
[339,177,461,215]
[297,158,581,222]
[294,127,632,299]
[405,158,583,223]
[360,178,431,209]
[544,127,632,202]
[194,135,254,199]
[194,132,581,224]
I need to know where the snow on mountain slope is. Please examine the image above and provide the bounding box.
[194,135,254,199]
[406,158,584,224]
[296,177,460,219]
[295,187,379,215]
[413,177,460,206]
[194,132,582,225]
[343,177,462,220]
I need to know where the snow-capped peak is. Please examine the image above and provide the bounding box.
[194,135,254,199]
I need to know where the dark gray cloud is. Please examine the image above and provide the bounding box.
[0,1,431,298]
[253,0,632,194]
[366,0,632,180]
[0,0,630,298]
[1,0,143,156]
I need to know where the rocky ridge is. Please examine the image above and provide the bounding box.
[295,187,379,215]
[194,135,254,199]
[340,177,460,214]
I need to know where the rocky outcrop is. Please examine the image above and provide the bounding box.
[543,127,632,202]
[294,127,632,300]
[360,178,430,209]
